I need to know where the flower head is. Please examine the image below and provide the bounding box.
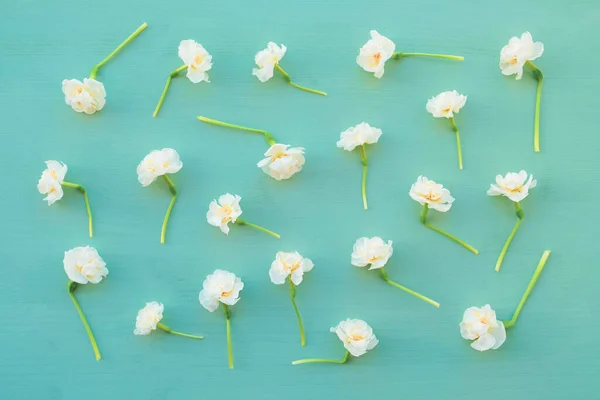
[409,176,454,212]
[499,32,544,80]
[426,90,467,119]
[356,30,396,79]
[351,237,393,270]
[64,246,108,284]
[330,319,378,357]
[257,144,305,180]
[460,305,506,351]
[137,148,183,187]
[206,194,242,234]
[134,301,164,336]
[487,170,536,202]
[199,270,244,312]
[269,251,314,285]
[37,160,68,206]
[336,122,383,151]
[62,78,106,114]
[178,39,213,83]
[252,42,287,82]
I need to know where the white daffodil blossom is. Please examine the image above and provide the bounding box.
[357,30,464,79]
[499,32,545,152]
[461,250,551,351]
[134,301,204,340]
[38,160,94,237]
[64,246,108,361]
[426,90,468,169]
[337,122,382,209]
[199,270,244,369]
[410,176,478,255]
[488,171,537,272]
[269,251,314,346]
[153,39,213,118]
[257,144,306,180]
[206,193,280,238]
[292,319,378,365]
[137,148,183,244]
[252,41,327,96]
[63,22,147,115]
[351,237,439,308]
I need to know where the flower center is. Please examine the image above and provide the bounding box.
[371,52,382,66]
[270,152,288,162]
[422,190,441,202]
[282,260,301,272]
[349,333,366,342]
[193,55,204,65]
[509,55,518,65]
[441,105,452,114]
[367,255,381,263]
[221,289,233,298]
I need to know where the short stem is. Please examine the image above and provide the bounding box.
[495,202,524,272]
[157,322,204,339]
[235,218,280,238]
[67,281,101,361]
[275,64,327,96]
[360,145,369,210]
[62,181,94,238]
[393,52,464,61]
[289,281,306,346]
[378,268,440,308]
[526,61,543,153]
[292,350,350,365]
[160,175,178,244]
[223,304,234,369]
[449,118,463,170]
[89,22,148,79]
[197,116,276,145]
[425,223,479,254]
[503,250,551,329]
[153,65,187,118]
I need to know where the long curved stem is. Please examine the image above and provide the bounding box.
[495,202,524,272]
[292,350,350,365]
[289,281,306,346]
[67,281,101,361]
[89,22,148,79]
[153,65,187,118]
[378,268,440,308]
[157,322,204,339]
[235,218,280,238]
[393,52,464,61]
[449,118,463,170]
[197,116,276,145]
[360,145,369,210]
[223,305,234,369]
[503,250,551,329]
[527,61,544,152]
[160,175,178,244]
[275,64,327,96]
[62,181,94,238]
[420,204,479,255]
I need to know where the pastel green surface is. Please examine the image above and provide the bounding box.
[1,0,598,399]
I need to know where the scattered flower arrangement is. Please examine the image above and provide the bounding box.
[207,193,280,238]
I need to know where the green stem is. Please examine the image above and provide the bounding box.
[160,175,178,244]
[235,218,280,238]
[62,181,94,238]
[292,350,350,365]
[289,281,306,346]
[526,61,544,153]
[223,304,234,369]
[197,116,276,145]
[67,281,101,361]
[274,64,327,96]
[503,250,551,329]
[420,204,479,255]
[449,118,463,170]
[360,145,369,210]
[393,52,464,61]
[153,65,187,118]
[495,202,524,272]
[89,22,148,79]
[157,322,204,339]
[378,268,440,308]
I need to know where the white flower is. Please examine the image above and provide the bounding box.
[269,251,314,285]
[252,42,287,82]
[409,176,455,212]
[487,170,537,202]
[63,246,108,284]
[499,32,544,80]
[336,122,383,151]
[136,148,183,186]
[37,160,68,206]
[206,194,243,234]
[133,301,164,336]
[460,305,506,351]
[330,319,379,357]
[62,78,106,114]
[257,144,305,180]
[351,237,393,270]
[426,90,467,119]
[199,270,244,312]
[178,39,213,83]
[356,30,396,79]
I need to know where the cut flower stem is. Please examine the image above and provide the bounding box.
[378,268,439,308]
[392,52,464,61]
[235,218,280,238]
[360,145,369,209]
[274,64,327,96]
[526,61,544,152]
[420,204,478,255]
[157,322,204,340]
[223,304,234,369]
[67,281,101,361]
[449,117,463,170]
[153,64,188,118]
[62,181,93,238]
[197,116,276,145]
[289,280,306,346]
[292,350,350,365]
[160,175,178,244]
[495,202,524,272]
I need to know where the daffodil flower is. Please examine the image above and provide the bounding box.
[336,123,382,209]
[197,116,305,181]
[207,193,280,238]
[357,30,463,79]
[134,302,204,340]
[253,42,326,96]
[62,22,147,114]
[460,250,551,351]
[64,246,108,361]
[292,319,378,365]
[137,148,183,244]
[153,39,213,117]
[199,270,244,369]
[488,171,537,272]
[500,32,545,152]
[38,161,94,237]
[410,176,479,255]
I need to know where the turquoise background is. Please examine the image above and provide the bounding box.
[1,0,599,398]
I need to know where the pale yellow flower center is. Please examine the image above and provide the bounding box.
[501,183,523,193]
[509,55,518,65]
[270,151,288,162]
[420,190,442,203]
[221,289,233,298]
[349,333,366,342]
[441,105,452,114]
[282,260,301,272]
[367,255,381,263]
[370,52,382,66]
[193,55,204,65]
[220,204,234,224]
